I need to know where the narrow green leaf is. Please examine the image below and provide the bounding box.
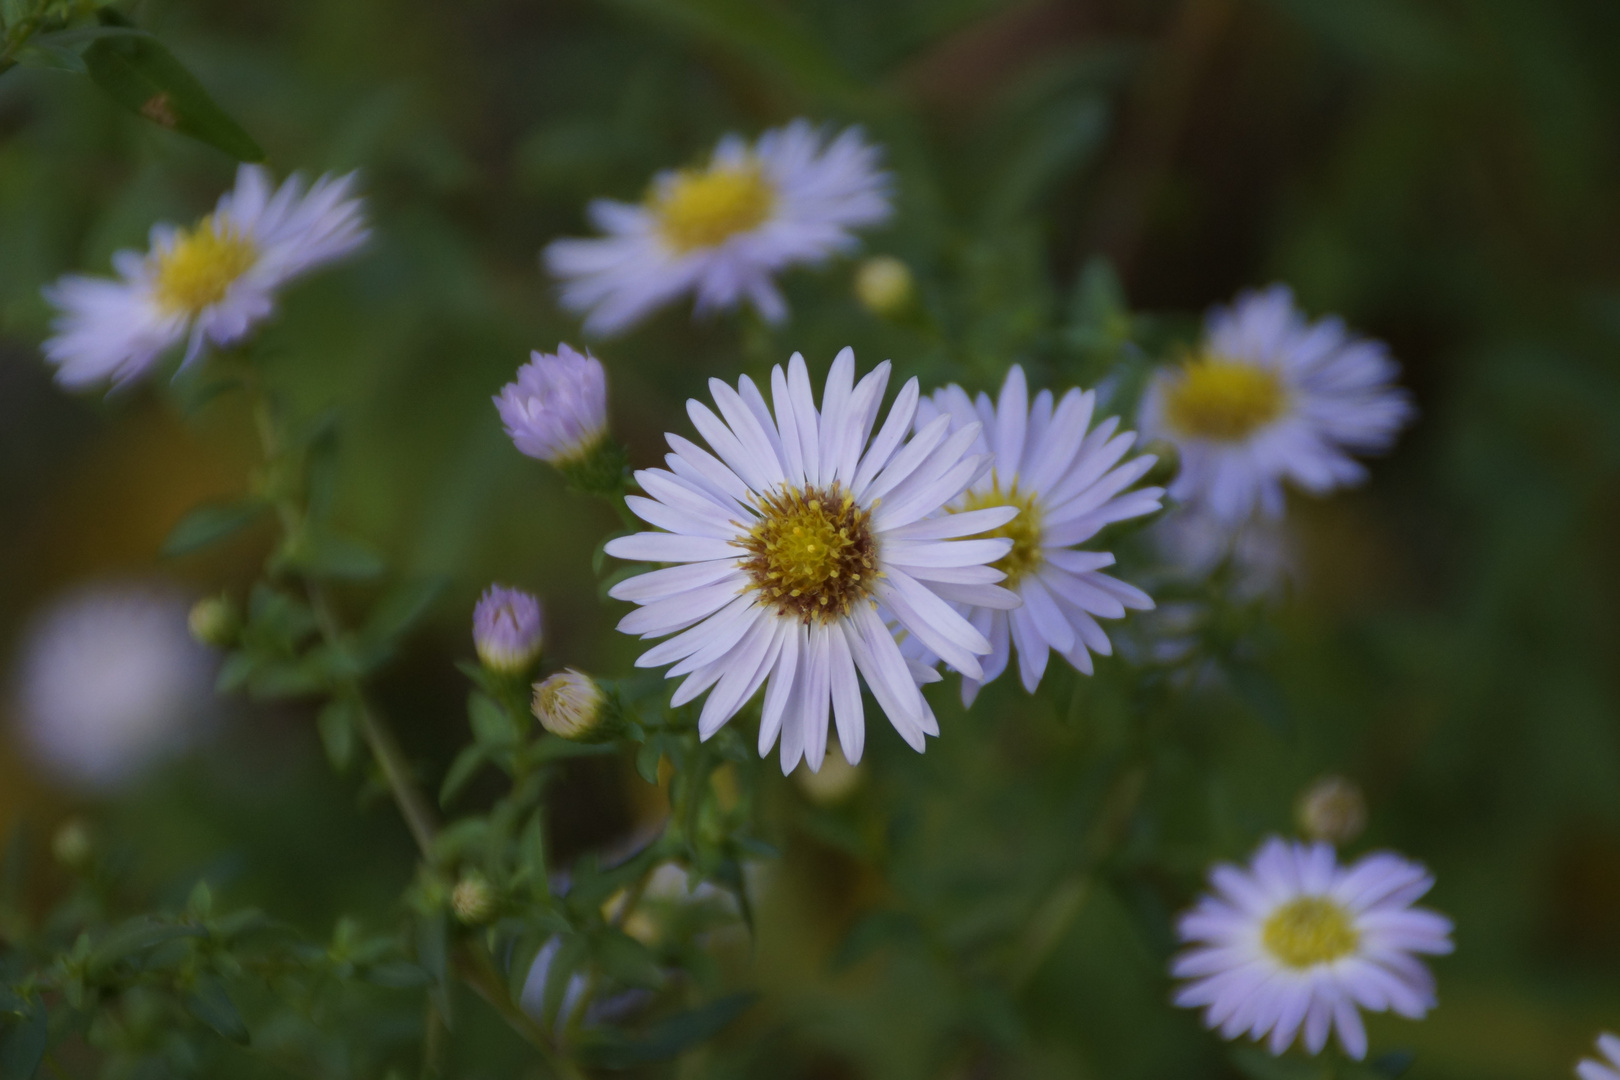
[83,34,264,161]
[635,742,663,784]
[360,577,448,650]
[577,992,757,1067]
[468,692,517,748]
[592,928,665,989]
[317,698,359,771]
[364,962,431,989]
[87,918,206,976]
[416,912,450,1018]
[161,500,266,557]
[184,975,249,1044]
[281,530,386,581]
[439,745,488,806]
[0,998,47,1080]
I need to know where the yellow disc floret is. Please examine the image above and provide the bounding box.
[1162,355,1287,442]
[152,216,257,317]
[1261,896,1360,968]
[651,163,775,253]
[741,483,876,624]
[956,479,1043,588]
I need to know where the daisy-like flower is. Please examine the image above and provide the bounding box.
[1173,837,1454,1061]
[1577,1033,1620,1080]
[913,366,1162,702]
[43,165,368,391]
[1139,285,1413,525]
[545,120,890,337]
[603,349,1018,773]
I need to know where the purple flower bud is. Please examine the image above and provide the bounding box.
[495,345,608,464]
[473,586,543,673]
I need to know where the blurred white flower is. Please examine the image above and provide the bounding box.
[1139,285,1413,525]
[9,581,216,790]
[1172,837,1454,1060]
[1152,503,1296,598]
[1577,1033,1620,1080]
[913,365,1161,702]
[495,346,609,465]
[42,165,368,391]
[545,120,890,336]
[604,349,1010,773]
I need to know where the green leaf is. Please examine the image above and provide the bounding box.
[635,741,663,785]
[577,992,757,1067]
[14,42,87,74]
[82,33,264,161]
[161,500,267,557]
[317,698,359,771]
[416,912,450,1017]
[592,928,665,989]
[184,975,249,1045]
[0,998,47,1080]
[540,935,589,1022]
[439,744,488,806]
[1230,1047,1330,1080]
[360,577,447,651]
[186,880,213,919]
[281,529,386,581]
[364,962,431,989]
[87,918,207,976]
[468,692,517,748]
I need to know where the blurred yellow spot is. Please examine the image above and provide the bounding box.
[957,481,1043,587]
[153,216,256,316]
[652,163,774,252]
[1262,896,1359,967]
[1163,356,1286,441]
[854,256,914,316]
[710,762,740,811]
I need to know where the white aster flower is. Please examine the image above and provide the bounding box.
[913,365,1162,702]
[495,345,610,464]
[42,165,368,391]
[9,580,216,790]
[545,120,890,336]
[1577,1033,1620,1080]
[1153,503,1297,598]
[1173,837,1454,1061]
[604,349,1016,773]
[1139,285,1413,525]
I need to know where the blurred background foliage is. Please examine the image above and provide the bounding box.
[3,0,1620,1077]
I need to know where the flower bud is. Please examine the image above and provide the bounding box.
[1295,775,1367,846]
[473,586,543,674]
[188,594,241,648]
[495,345,609,466]
[532,669,610,741]
[52,818,94,869]
[451,873,497,925]
[853,256,915,317]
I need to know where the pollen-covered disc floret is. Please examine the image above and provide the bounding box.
[1577,1033,1620,1080]
[545,120,890,336]
[1172,837,1454,1060]
[1139,284,1413,525]
[741,484,876,623]
[42,165,368,391]
[603,349,1016,774]
[910,365,1162,702]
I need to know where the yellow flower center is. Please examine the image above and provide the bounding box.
[1162,356,1287,442]
[1261,896,1360,968]
[152,216,257,316]
[956,480,1043,588]
[741,483,876,624]
[651,163,775,252]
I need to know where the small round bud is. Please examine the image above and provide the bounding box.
[52,818,94,869]
[188,594,240,648]
[532,669,610,741]
[1296,775,1367,846]
[451,874,497,925]
[496,345,609,466]
[853,256,915,318]
[473,586,543,674]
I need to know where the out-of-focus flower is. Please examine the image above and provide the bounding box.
[473,586,543,674]
[451,874,497,925]
[604,350,1013,773]
[853,255,914,317]
[495,346,609,465]
[1577,1033,1620,1080]
[912,365,1161,703]
[1152,504,1296,598]
[1172,837,1454,1060]
[1139,285,1413,525]
[42,165,367,391]
[794,740,862,804]
[9,581,216,790]
[532,669,608,740]
[545,121,890,336]
[1296,776,1368,846]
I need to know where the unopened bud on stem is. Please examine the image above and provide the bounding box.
[452,873,497,925]
[188,594,241,648]
[473,586,543,674]
[853,256,915,318]
[532,669,612,741]
[1296,775,1367,845]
